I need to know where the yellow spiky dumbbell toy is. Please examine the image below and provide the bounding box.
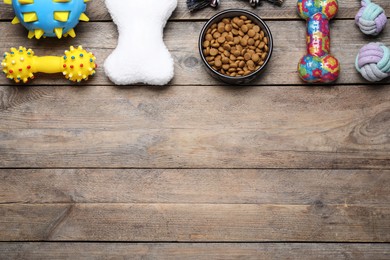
[4,0,90,39]
[2,46,97,83]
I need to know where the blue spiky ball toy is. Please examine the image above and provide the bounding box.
[4,0,90,39]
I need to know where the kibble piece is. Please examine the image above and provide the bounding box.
[210,48,218,56]
[259,41,265,49]
[233,50,241,57]
[206,34,213,41]
[217,36,226,44]
[247,60,255,70]
[222,18,230,24]
[222,64,230,70]
[226,35,234,42]
[230,62,238,68]
[251,53,260,63]
[244,53,251,61]
[248,29,256,37]
[260,30,265,39]
[240,38,248,46]
[206,56,214,62]
[241,25,249,33]
[203,40,210,48]
[213,32,221,38]
[225,24,232,32]
[215,59,222,68]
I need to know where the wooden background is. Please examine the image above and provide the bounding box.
[0,0,389,259]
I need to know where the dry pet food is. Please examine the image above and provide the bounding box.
[202,16,269,77]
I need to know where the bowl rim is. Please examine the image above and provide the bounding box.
[198,9,274,81]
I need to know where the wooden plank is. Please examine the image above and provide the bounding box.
[0,203,389,242]
[1,243,389,260]
[0,85,389,168]
[0,20,389,86]
[0,0,388,20]
[0,169,389,205]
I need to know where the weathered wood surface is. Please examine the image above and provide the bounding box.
[0,85,389,168]
[1,203,389,242]
[0,0,389,20]
[1,243,389,260]
[1,169,389,204]
[0,0,389,258]
[0,20,389,86]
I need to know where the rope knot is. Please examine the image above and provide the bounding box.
[356,43,390,82]
[355,0,387,35]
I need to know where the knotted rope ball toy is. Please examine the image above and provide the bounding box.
[355,0,387,36]
[356,43,390,82]
[4,0,90,39]
[297,0,340,83]
[1,46,97,83]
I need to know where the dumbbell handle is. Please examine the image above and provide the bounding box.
[306,15,330,57]
[29,56,64,74]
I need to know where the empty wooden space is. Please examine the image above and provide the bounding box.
[0,0,389,259]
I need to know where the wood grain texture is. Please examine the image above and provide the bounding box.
[1,203,389,242]
[0,0,388,20]
[0,20,389,86]
[0,0,389,256]
[0,169,389,205]
[1,243,389,260]
[0,85,388,168]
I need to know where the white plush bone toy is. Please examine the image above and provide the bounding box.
[104,0,177,85]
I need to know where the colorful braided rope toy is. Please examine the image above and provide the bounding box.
[1,46,97,83]
[356,43,390,82]
[355,0,387,36]
[297,0,340,83]
[3,0,90,39]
